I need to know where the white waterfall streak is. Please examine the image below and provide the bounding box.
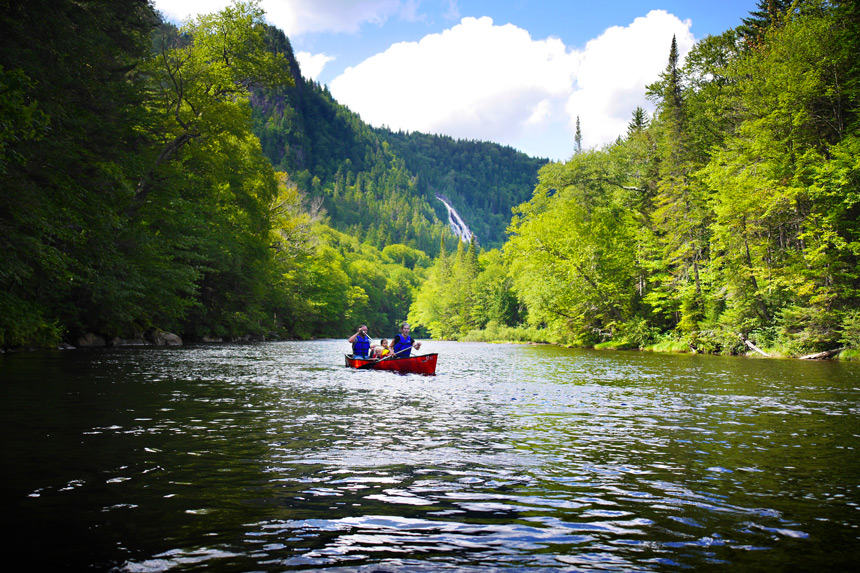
[436,194,473,244]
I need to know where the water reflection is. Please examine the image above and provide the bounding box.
[1,341,859,571]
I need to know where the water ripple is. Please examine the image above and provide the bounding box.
[2,340,859,571]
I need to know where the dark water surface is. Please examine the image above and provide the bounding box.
[2,341,859,571]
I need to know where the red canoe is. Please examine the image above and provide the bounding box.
[345,353,438,375]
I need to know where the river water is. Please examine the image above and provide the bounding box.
[1,340,859,571]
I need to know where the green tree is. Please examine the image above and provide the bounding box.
[133,0,292,216]
[705,2,857,351]
[646,34,712,335]
[0,0,157,346]
[505,151,642,343]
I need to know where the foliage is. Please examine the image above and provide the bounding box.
[3,0,857,360]
[499,0,860,356]
[409,243,522,340]
[375,129,549,249]
[841,310,860,349]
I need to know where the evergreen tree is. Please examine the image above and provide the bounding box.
[626,107,649,137]
[738,0,794,45]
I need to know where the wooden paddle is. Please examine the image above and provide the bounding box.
[357,344,413,369]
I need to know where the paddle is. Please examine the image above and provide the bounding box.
[357,344,413,369]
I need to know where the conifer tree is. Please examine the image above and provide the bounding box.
[627,107,648,137]
[647,34,710,332]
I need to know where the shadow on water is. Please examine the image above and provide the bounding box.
[2,341,859,571]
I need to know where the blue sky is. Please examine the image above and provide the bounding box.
[153,1,757,160]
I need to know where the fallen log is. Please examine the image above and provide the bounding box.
[799,347,844,360]
[738,334,769,357]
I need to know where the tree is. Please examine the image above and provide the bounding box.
[132,0,293,216]
[705,2,858,351]
[646,34,712,334]
[0,0,158,346]
[738,0,795,45]
[505,152,642,343]
[626,107,648,137]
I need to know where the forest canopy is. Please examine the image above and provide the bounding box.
[407,0,860,358]
[2,0,858,360]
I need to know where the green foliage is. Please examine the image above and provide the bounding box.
[409,242,521,340]
[3,0,857,358]
[376,129,548,249]
[841,310,860,349]
[498,1,860,356]
[0,0,314,346]
[461,322,553,344]
[505,148,645,341]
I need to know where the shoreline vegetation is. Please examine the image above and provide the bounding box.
[458,326,860,361]
[2,1,859,362]
[4,333,857,362]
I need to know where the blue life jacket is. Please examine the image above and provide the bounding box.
[352,333,371,357]
[392,334,413,358]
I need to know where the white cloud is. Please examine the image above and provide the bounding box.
[296,51,336,80]
[152,2,698,159]
[153,0,232,23]
[329,11,696,159]
[154,1,416,36]
[566,10,695,149]
[330,17,580,145]
[264,0,402,36]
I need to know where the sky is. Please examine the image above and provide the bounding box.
[152,0,757,160]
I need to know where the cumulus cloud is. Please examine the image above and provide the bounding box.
[152,2,698,159]
[566,10,695,148]
[153,0,231,23]
[330,11,695,158]
[331,17,580,144]
[154,1,418,36]
[264,0,403,36]
[296,52,336,80]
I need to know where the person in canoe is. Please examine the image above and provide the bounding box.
[348,325,372,358]
[389,322,421,358]
[372,339,391,359]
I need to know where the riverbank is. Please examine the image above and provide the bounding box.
[459,323,859,361]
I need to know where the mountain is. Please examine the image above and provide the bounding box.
[250,26,548,252]
[373,128,549,249]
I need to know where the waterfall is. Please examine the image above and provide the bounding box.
[436,194,473,244]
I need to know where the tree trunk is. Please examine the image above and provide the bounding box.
[799,348,844,360]
[738,334,769,357]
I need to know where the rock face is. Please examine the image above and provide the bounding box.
[146,330,183,346]
[75,331,182,347]
[77,333,106,347]
[161,332,183,346]
[110,337,148,346]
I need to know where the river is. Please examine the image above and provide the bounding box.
[1,340,859,571]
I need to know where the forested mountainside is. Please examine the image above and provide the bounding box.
[0,1,439,348]
[371,128,548,249]
[0,0,544,349]
[250,26,546,251]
